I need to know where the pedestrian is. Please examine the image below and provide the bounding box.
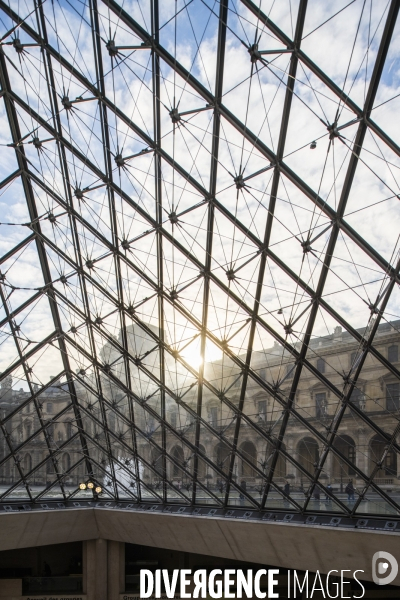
[283,480,290,505]
[326,483,332,503]
[313,485,320,501]
[345,479,355,502]
[239,479,246,505]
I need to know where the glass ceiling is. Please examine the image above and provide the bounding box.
[0,0,400,518]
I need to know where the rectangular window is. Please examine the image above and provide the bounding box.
[171,412,177,427]
[388,345,398,363]
[350,387,362,407]
[258,400,267,421]
[315,392,327,417]
[46,402,53,414]
[386,383,400,412]
[210,407,218,428]
[316,358,325,374]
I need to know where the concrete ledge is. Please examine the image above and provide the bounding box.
[1,508,399,584]
[0,509,99,550]
[98,509,400,585]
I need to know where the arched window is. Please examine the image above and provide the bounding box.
[23,453,32,473]
[62,452,71,472]
[171,446,184,477]
[316,358,325,374]
[215,442,230,474]
[298,438,319,475]
[46,459,54,474]
[370,435,397,478]
[332,435,356,479]
[240,441,257,477]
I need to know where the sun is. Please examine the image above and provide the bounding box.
[180,339,222,369]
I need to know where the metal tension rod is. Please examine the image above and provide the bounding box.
[169,104,213,123]
[233,163,275,189]
[106,39,151,56]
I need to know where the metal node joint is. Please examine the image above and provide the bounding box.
[32,136,42,149]
[74,188,84,200]
[301,240,312,253]
[234,175,245,190]
[106,39,119,57]
[168,211,179,225]
[61,96,73,110]
[226,269,236,281]
[12,38,24,53]
[248,43,262,64]
[169,108,181,124]
[368,304,379,315]
[126,304,135,315]
[115,153,125,168]
[327,122,341,141]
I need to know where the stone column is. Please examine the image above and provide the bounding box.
[83,539,108,600]
[96,539,108,600]
[108,540,125,600]
[83,540,125,600]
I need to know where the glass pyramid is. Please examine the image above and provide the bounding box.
[0,0,400,517]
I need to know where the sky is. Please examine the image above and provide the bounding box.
[0,0,399,407]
